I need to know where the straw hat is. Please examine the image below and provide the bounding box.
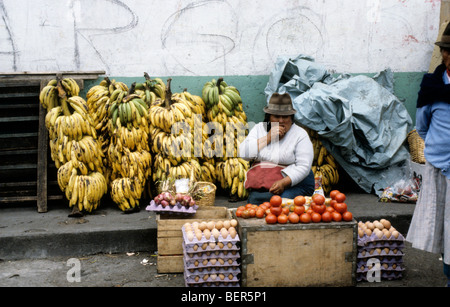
[264,93,296,116]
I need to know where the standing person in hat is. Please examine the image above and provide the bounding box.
[239,92,314,205]
[406,22,450,287]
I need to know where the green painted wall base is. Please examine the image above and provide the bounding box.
[83,72,425,125]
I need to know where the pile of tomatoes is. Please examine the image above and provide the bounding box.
[235,190,353,225]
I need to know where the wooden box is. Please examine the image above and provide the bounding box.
[156,206,232,273]
[235,215,357,287]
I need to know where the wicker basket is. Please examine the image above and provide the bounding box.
[194,182,216,206]
[407,129,426,164]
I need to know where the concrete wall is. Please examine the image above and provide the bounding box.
[0,0,442,122]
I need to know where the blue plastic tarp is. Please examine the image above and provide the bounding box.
[264,54,413,195]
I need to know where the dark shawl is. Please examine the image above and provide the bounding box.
[417,64,450,108]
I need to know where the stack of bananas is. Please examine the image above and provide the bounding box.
[215,158,249,199]
[106,83,152,212]
[202,78,249,200]
[309,130,340,194]
[149,78,203,184]
[40,78,108,213]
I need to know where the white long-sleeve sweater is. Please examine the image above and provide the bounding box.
[238,122,314,186]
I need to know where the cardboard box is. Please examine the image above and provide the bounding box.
[156,206,232,273]
[235,215,357,287]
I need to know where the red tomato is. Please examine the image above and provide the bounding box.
[334,202,347,214]
[311,212,322,223]
[256,208,265,218]
[270,195,282,207]
[259,203,269,211]
[294,195,306,206]
[277,214,288,224]
[245,203,254,209]
[312,194,325,205]
[321,211,332,223]
[312,203,326,214]
[294,205,305,215]
[241,209,251,219]
[335,192,346,203]
[248,208,256,218]
[300,213,312,223]
[326,206,335,213]
[262,201,271,208]
[265,213,277,224]
[329,199,337,209]
[270,206,282,216]
[282,207,290,215]
[332,212,342,222]
[288,212,300,224]
[235,209,243,217]
[329,190,340,200]
[342,211,353,221]
[306,208,313,215]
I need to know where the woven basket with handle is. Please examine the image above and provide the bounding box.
[194,182,216,206]
[407,129,425,164]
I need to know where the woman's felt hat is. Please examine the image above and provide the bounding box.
[264,93,296,116]
[435,22,450,48]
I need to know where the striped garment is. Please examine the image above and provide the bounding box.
[406,161,450,265]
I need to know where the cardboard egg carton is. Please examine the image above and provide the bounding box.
[357,262,404,274]
[145,200,198,215]
[357,257,403,267]
[184,265,241,276]
[356,271,403,282]
[181,226,240,248]
[182,241,240,254]
[184,257,240,270]
[358,247,404,259]
[183,247,240,260]
[358,240,405,251]
[184,270,240,285]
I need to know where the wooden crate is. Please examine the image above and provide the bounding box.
[236,215,357,287]
[156,206,232,273]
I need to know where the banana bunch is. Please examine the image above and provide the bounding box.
[152,154,202,182]
[200,160,217,183]
[40,77,108,214]
[39,78,80,110]
[309,129,340,194]
[149,125,192,162]
[148,80,194,134]
[203,77,243,119]
[105,82,152,212]
[109,90,150,131]
[215,158,249,199]
[110,177,144,212]
[201,78,250,199]
[173,89,206,121]
[58,164,107,213]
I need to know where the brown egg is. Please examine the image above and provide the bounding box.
[203,229,211,240]
[199,222,207,231]
[230,219,238,227]
[358,229,364,238]
[207,221,215,230]
[215,221,224,230]
[365,228,372,236]
[381,219,391,229]
[223,220,231,229]
[392,230,400,239]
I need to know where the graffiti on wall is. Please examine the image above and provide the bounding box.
[0,0,440,76]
